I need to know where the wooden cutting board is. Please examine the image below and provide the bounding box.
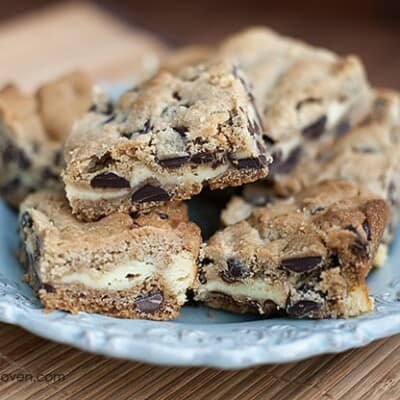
[0,2,399,399]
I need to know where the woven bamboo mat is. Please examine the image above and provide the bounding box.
[0,2,399,399]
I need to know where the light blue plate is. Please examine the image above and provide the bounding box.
[1,199,400,369]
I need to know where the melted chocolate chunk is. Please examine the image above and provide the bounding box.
[87,153,113,173]
[302,115,327,139]
[262,134,275,146]
[351,237,369,258]
[230,155,267,169]
[247,117,260,136]
[90,172,130,189]
[129,211,140,220]
[135,292,164,314]
[158,213,168,220]
[269,146,302,175]
[263,299,280,315]
[158,155,190,169]
[172,91,182,101]
[281,256,322,273]
[336,119,351,138]
[138,119,152,134]
[191,152,216,164]
[173,126,189,137]
[221,258,249,283]
[287,300,321,317]
[40,283,55,293]
[20,212,33,229]
[362,220,371,240]
[132,185,170,203]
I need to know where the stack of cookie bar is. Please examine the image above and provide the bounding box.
[2,27,399,320]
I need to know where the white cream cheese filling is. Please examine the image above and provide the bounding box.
[61,260,156,291]
[60,252,196,301]
[199,279,288,307]
[66,163,230,201]
[373,244,388,268]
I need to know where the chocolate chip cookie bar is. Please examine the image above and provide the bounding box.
[222,90,400,264]
[216,27,372,176]
[63,61,271,221]
[0,70,96,207]
[196,180,388,318]
[19,191,201,320]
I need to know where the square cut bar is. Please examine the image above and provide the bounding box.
[0,71,98,208]
[215,28,373,177]
[164,27,373,177]
[19,191,201,320]
[63,61,271,221]
[223,90,400,265]
[196,180,388,319]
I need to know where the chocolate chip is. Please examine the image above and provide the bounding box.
[173,126,189,138]
[230,155,267,169]
[345,225,370,257]
[102,114,115,124]
[135,292,163,314]
[263,300,280,315]
[172,91,182,101]
[302,115,327,139]
[287,300,321,317]
[191,152,215,164]
[129,211,140,220]
[138,119,152,134]
[158,156,190,169]
[132,185,170,203]
[221,258,249,283]
[87,153,113,173]
[20,212,33,229]
[247,117,260,136]
[281,256,322,273]
[40,283,55,293]
[345,225,358,234]
[336,119,351,138]
[90,172,130,189]
[158,213,168,220]
[269,146,302,175]
[262,134,275,146]
[351,237,369,258]
[362,220,371,240]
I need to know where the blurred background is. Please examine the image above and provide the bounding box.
[0,0,399,88]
